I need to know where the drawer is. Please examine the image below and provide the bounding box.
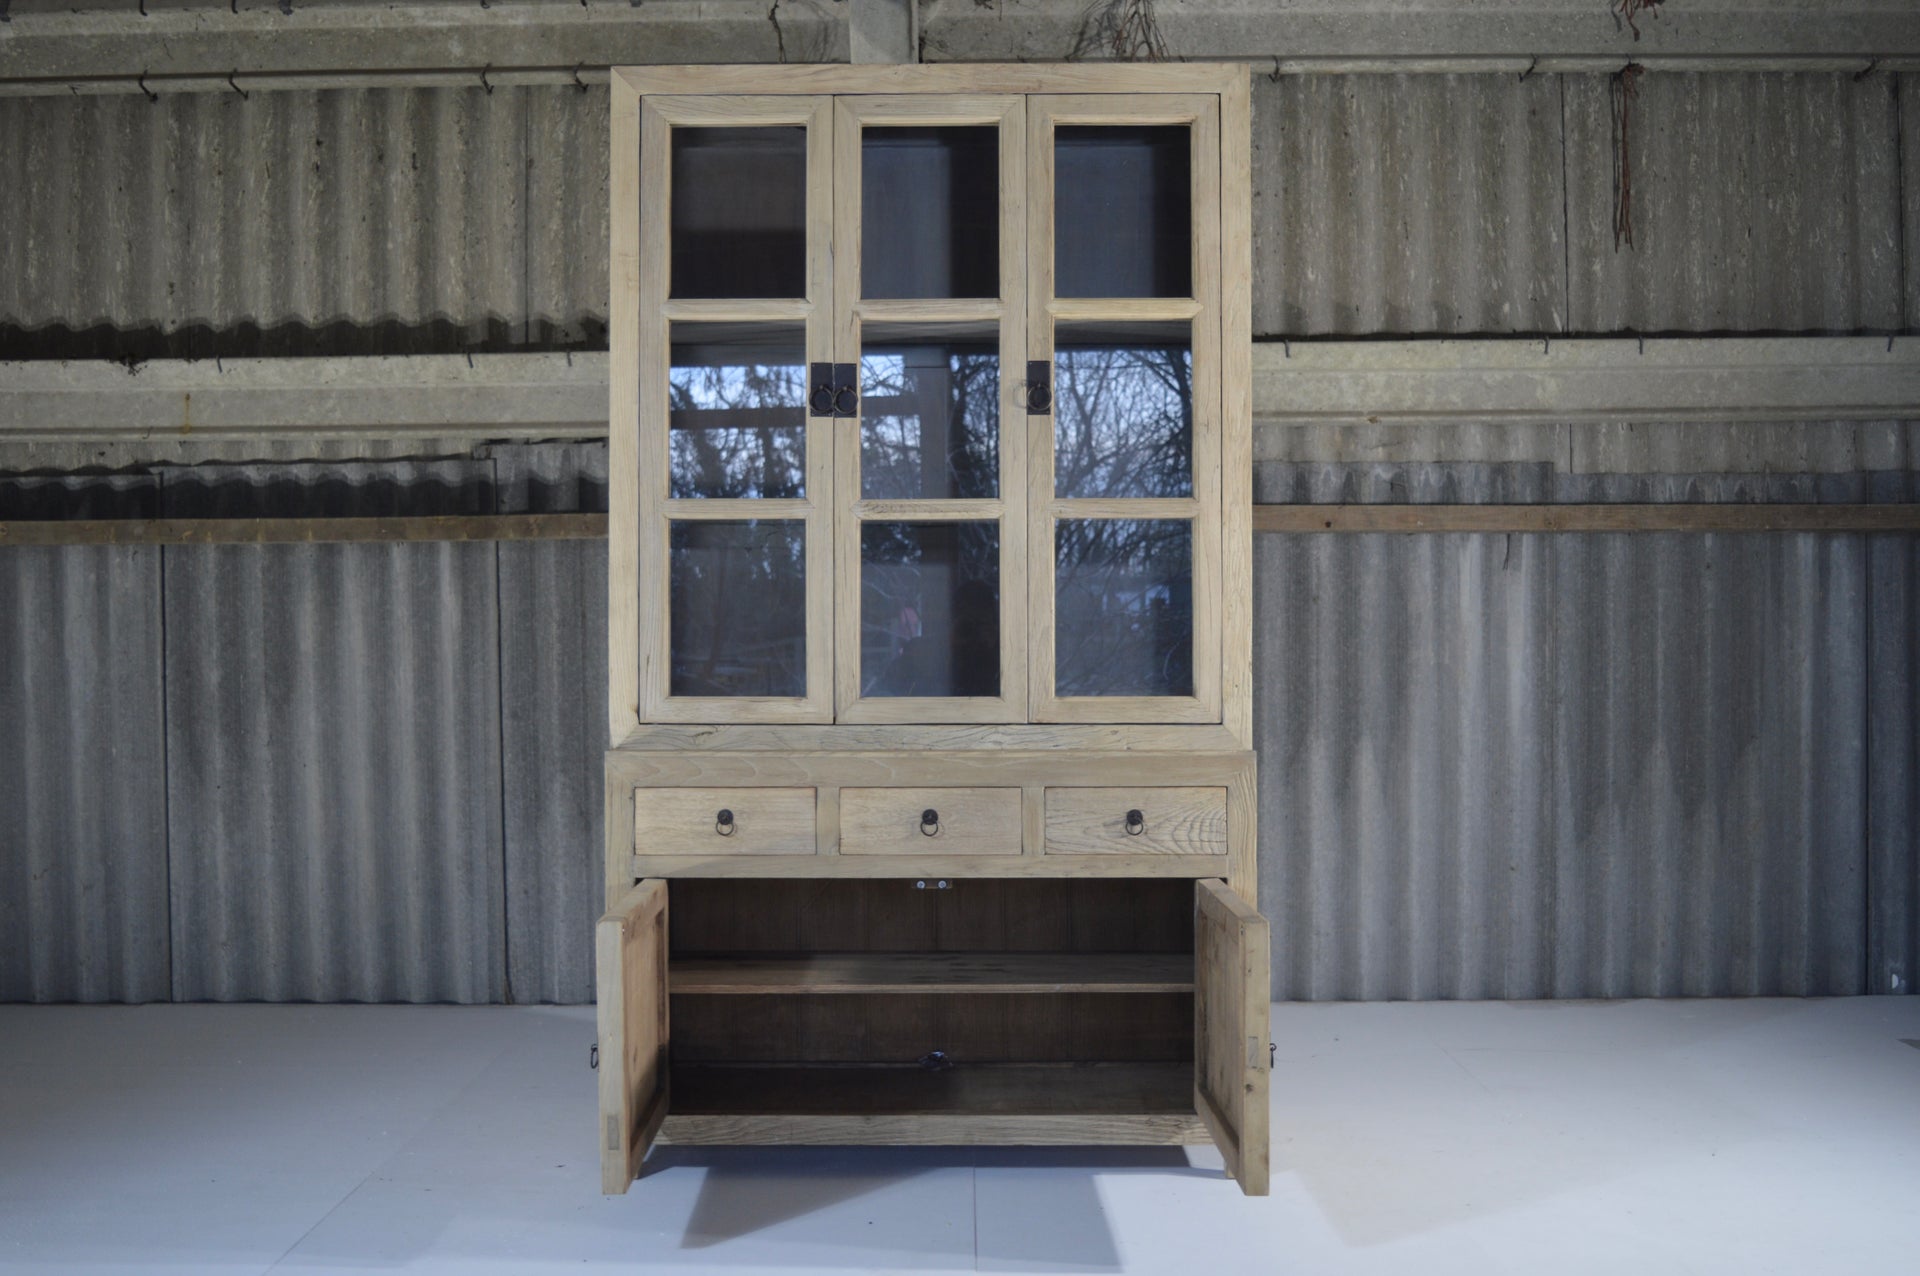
[633,787,816,856]
[839,788,1022,856]
[1044,787,1227,856]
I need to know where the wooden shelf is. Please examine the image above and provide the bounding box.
[669,952,1194,995]
[671,1062,1194,1116]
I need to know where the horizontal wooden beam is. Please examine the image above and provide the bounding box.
[0,514,607,547]
[1254,504,1920,534]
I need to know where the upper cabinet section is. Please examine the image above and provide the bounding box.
[609,67,1249,742]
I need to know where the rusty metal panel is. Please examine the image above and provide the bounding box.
[1564,72,1903,334]
[160,460,507,1003]
[1253,73,1568,337]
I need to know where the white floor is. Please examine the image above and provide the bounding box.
[2,999,1917,1276]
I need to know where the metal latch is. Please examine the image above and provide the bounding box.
[1024,359,1052,414]
[810,362,858,417]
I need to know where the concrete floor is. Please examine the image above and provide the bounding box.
[2,999,1917,1275]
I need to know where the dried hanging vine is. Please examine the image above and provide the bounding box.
[1610,63,1645,250]
[1069,0,1170,62]
[1614,0,1666,42]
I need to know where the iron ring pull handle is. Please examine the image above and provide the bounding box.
[834,384,859,417]
[1124,808,1145,836]
[715,808,735,837]
[920,808,941,837]
[1024,380,1052,414]
[809,380,837,416]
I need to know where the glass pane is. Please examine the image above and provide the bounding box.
[862,126,999,299]
[860,323,999,500]
[1053,321,1192,499]
[862,522,1001,699]
[1055,519,1192,698]
[669,520,806,698]
[671,126,806,299]
[1054,125,1191,299]
[669,323,806,499]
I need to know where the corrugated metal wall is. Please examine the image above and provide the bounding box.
[1252,74,1568,336]
[4,71,1912,355]
[0,86,609,359]
[3,67,1916,1002]
[1251,462,1916,999]
[1,450,606,1004]
[0,477,170,1003]
[6,448,1916,1003]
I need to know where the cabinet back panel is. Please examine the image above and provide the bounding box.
[671,991,1192,1064]
[669,879,1193,954]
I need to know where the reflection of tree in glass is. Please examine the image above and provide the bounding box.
[669,520,807,697]
[861,522,1000,698]
[1055,518,1192,697]
[1054,342,1192,498]
[861,347,998,500]
[668,354,806,498]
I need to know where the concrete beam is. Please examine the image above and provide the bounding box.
[921,0,1920,72]
[0,1,846,92]
[0,352,610,443]
[3,338,1915,471]
[850,0,916,65]
[1254,337,1920,427]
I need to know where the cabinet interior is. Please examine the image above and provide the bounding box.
[667,878,1196,1116]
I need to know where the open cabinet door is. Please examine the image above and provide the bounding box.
[1195,878,1270,1195]
[598,879,669,1194]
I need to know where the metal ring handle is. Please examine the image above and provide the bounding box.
[920,808,940,837]
[715,808,735,836]
[809,383,836,415]
[1124,808,1145,836]
[1025,382,1052,413]
[834,384,859,417]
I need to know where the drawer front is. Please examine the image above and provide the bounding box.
[839,788,1022,856]
[633,788,816,856]
[1044,787,1227,856]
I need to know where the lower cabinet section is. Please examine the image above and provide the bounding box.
[596,877,1271,1196]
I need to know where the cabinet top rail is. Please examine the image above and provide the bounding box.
[616,64,1245,99]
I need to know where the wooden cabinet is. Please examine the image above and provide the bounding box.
[601,64,1266,1196]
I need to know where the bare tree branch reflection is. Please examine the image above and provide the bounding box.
[669,338,806,499]
[1054,339,1192,498]
[861,345,998,500]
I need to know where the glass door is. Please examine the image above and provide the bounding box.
[1026,95,1222,723]
[636,95,834,723]
[832,96,1028,723]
